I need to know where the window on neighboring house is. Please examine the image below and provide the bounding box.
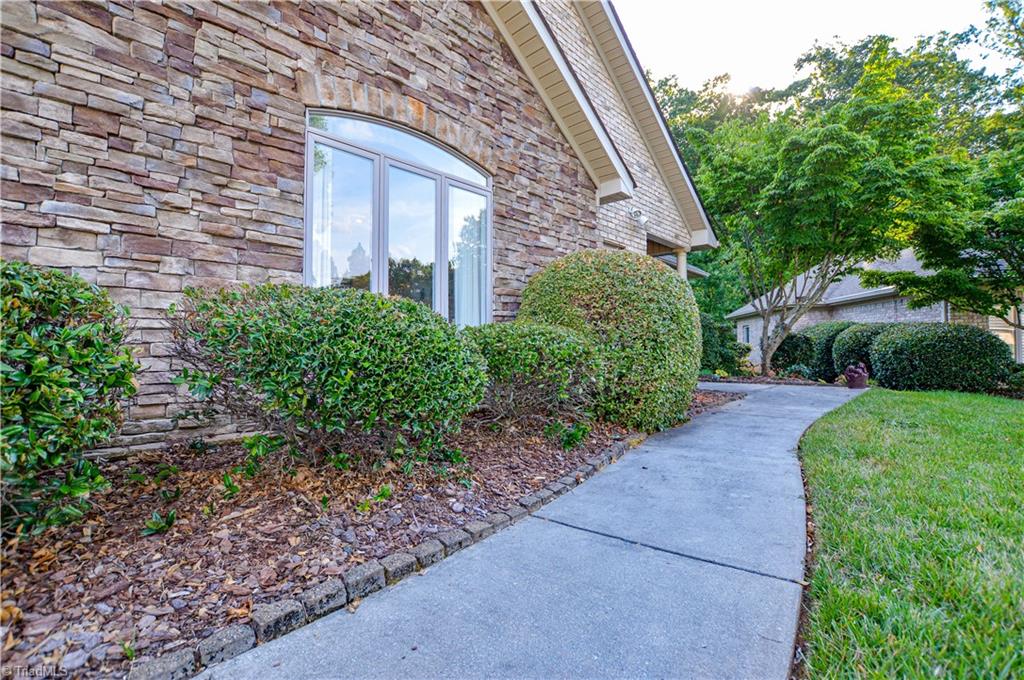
[305,111,492,326]
[743,325,750,344]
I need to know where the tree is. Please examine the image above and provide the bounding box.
[860,1,1023,329]
[696,47,973,373]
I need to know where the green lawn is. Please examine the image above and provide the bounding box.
[799,389,1024,678]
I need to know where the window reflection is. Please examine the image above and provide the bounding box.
[387,166,436,307]
[448,187,487,327]
[310,142,373,289]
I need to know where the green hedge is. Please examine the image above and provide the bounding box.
[700,312,747,374]
[464,321,602,423]
[870,322,1013,392]
[832,323,893,377]
[1,261,139,536]
[518,249,701,432]
[168,285,487,466]
[772,332,814,372]
[803,321,857,382]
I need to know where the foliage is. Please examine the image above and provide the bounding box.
[800,389,1024,677]
[870,322,1014,392]
[168,284,487,469]
[699,312,746,374]
[831,323,893,376]
[543,420,591,451]
[784,363,815,380]
[861,126,1024,330]
[518,249,702,432]
[0,261,139,537]
[142,510,176,536]
[802,321,857,382]
[464,322,601,424]
[771,332,813,372]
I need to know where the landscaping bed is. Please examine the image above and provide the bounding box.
[795,389,1024,677]
[699,375,823,387]
[0,390,743,678]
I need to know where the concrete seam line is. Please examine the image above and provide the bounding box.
[533,514,805,586]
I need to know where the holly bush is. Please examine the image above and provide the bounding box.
[168,284,487,467]
[464,321,602,424]
[803,321,857,382]
[1,261,138,536]
[518,249,702,432]
[832,323,893,377]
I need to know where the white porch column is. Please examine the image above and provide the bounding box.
[675,246,690,280]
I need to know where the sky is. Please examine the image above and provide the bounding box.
[613,0,1005,94]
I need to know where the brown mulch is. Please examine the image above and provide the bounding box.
[0,392,741,678]
[701,375,826,387]
[689,388,745,414]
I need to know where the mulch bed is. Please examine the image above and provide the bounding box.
[1,390,741,678]
[701,375,826,387]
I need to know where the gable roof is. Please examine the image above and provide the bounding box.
[726,250,928,320]
[484,1,717,249]
[483,1,635,204]
[575,0,717,249]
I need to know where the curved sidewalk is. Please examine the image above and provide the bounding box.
[198,383,861,680]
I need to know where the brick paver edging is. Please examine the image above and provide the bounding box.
[125,438,639,680]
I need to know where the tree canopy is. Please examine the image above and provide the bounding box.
[653,0,1023,365]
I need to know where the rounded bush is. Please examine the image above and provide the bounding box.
[772,332,813,372]
[464,321,602,423]
[832,323,893,377]
[168,285,487,464]
[803,321,857,382]
[700,312,746,374]
[1,261,139,536]
[870,322,1013,392]
[518,249,702,431]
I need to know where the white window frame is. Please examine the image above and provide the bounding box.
[303,111,494,324]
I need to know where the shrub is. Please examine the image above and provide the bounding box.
[870,323,1014,392]
[772,332,813,372]
[832,323,893,377]
[518,249,701,431]
[700,312,747,374]
[168,284,487,467]
[803,321,857,382]
[464,322,602,424]
[785,363,815,380]
[1,261,139,536]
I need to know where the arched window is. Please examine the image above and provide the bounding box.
[304,111,492,326]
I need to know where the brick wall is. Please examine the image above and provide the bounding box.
[537,0,690,253]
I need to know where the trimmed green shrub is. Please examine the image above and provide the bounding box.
[700,312,747,374]
[1,261,139,536]
[832,323,893,376]
[168,285,487,466]
[772,332,813,372]
[518,249,702,431]
[784,363,815,380]
[803,321,857,382]
[464,322,602,424]
[870,322,1014,392]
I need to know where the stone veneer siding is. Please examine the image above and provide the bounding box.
[1,1,684,451]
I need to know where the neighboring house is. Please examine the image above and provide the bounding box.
[727,250,1024,364]
[0,1,715,451]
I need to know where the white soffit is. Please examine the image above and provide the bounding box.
[484,0,635,204]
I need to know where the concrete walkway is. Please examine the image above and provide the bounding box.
[198,383,861,680]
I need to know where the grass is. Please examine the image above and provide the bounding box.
[799,389,1024,678]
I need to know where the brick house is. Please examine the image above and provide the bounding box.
[728,250,1024,365]
[0,1,716,451]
